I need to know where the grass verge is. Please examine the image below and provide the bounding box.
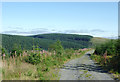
[2,48,91,80]
[90,54,120,80]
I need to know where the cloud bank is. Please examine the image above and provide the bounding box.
[2,27,116,38]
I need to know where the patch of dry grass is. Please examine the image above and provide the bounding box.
[2,55,38,80]
[2,49,90,80]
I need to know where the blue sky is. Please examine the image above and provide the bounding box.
[2,2,118,38]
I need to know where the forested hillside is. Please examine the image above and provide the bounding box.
[1,33,93,52]
[30,33,92,42]
[2,34,54,52]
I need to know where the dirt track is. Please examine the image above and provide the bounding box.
[59,50,113,80]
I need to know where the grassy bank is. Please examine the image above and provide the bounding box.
[2,48,90,80]
[90,54,120,80]
[90,39,120,80]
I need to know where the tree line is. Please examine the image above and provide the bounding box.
[1,33,93,52]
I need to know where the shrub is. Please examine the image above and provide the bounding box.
[10,44,23,57]
[1,48,9,59]
[93,39,120,74]
[109,55,120,73]
[43,57,53,67]
[25,52,41,65]
[11,49,22,57]
[94,40,116,56]
[49,40,64,55]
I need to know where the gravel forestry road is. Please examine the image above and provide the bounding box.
[59,50,114,80]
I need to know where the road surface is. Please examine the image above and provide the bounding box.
[59,50,113,80]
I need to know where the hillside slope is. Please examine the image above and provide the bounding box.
[2,33,93,52]
[90,37,110,48]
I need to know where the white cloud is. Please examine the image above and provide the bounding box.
[2,27,118,38]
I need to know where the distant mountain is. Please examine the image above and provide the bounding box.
[2,33,93,52]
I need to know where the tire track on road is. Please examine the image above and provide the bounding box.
[59,50,113,80]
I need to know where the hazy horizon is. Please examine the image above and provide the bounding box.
[2,2,118,38]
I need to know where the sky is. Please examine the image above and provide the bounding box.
[2,2,118,38]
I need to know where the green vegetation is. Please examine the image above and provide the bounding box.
[94,40,117,56]
[3,33,119,80]
[2,33,93,52]
[90,37,110,48]
[90,39,120,80]
[49,40,64,55]
[25,52,42,65]
[2,40,90,80]
[79,70,94,80]
[2,34,54,52]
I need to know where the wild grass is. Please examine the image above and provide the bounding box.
[2,48,90,80]
[90,39,120,80]
[90,54,120,80]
